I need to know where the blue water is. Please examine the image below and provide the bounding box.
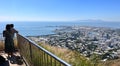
[0,21,120,36]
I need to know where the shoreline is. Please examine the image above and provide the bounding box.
[27,26,120,61]
[26,25,120,37]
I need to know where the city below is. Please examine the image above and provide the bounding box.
[28,26,120,61]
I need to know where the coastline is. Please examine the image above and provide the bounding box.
[27,26,120,61]
[1,22,120,36]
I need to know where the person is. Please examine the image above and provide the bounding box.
[3,24,15,57]
[10,24,18,39]
[10,24,18,52]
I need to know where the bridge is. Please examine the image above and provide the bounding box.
[0,33,71,66]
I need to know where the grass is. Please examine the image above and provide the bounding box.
[0,39,18,51]
[38,42,120,66]
[98,59,120,66]
[38,42,95,66]
[0,40,4,50]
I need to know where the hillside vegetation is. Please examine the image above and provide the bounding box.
[38,42,120,66]
[39,42,96,66]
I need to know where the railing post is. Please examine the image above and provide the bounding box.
[17,34,21,53]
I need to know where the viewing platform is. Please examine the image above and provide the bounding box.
[0,51,26,66]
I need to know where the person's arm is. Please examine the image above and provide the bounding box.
[13,28,18,33]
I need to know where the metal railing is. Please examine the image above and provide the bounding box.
[17,33,71,66]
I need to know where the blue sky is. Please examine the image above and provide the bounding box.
[0,0,120,22]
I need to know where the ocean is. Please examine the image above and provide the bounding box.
[0,21,120,36]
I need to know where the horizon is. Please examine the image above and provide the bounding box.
[0,0,120,22]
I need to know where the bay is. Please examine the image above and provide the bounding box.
[0,21,120,36]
